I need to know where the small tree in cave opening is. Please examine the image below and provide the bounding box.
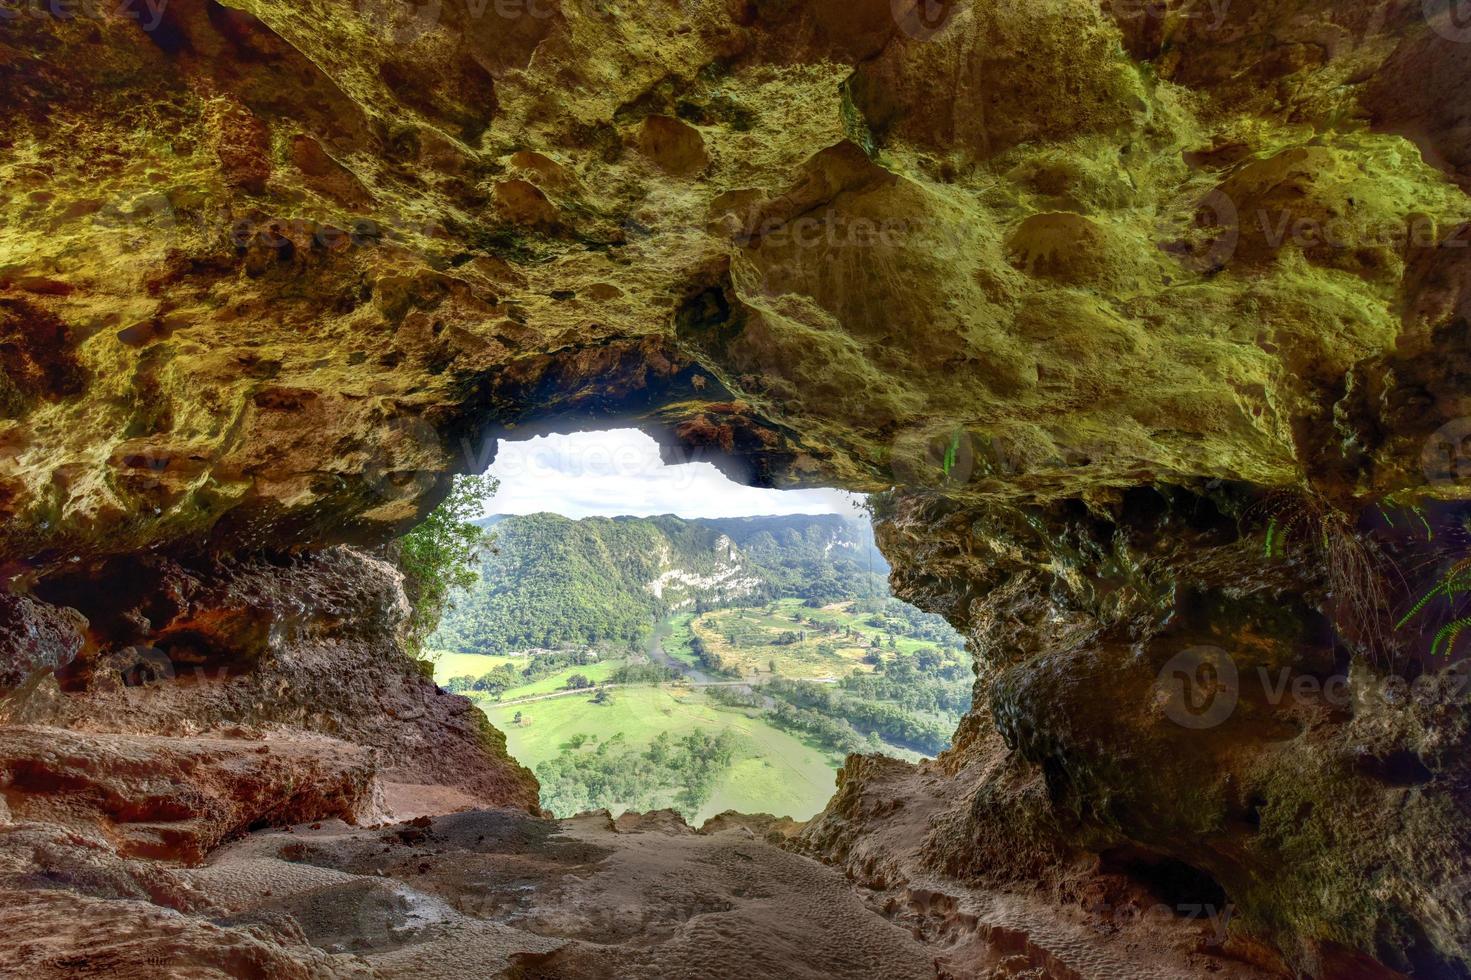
[396,474,496,657]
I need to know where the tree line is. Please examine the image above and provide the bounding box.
[536,728,742,819]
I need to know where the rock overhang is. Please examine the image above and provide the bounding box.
[2,0,1469,578]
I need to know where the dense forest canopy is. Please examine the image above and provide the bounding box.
[432,513,895,654]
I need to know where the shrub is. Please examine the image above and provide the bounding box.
[397,474,496,657]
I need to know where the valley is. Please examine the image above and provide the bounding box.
[431,514,969,823]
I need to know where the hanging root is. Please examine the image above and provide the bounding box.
[1247,490,1399,663]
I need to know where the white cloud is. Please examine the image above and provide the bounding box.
[482,429,865,520]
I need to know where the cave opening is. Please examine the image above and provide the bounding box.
[1100,849,1229,914]
[412,426,972,825]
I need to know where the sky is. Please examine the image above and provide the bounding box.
[481,429,863,520]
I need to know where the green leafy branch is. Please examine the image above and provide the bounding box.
[1396,558,1471,657]
[397,473,497,658]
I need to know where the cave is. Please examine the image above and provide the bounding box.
[424,426,960,824]
[3,1,1471,978]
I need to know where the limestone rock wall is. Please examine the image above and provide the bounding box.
[1,547,540,843]
[3,0,1469,568]
[832,487,1471,977]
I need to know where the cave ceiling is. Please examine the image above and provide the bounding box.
[0,0,1468,569]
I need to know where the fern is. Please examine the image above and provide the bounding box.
[1395,569,1471,629]
[1432,616,1471,657]
[1397,558,1471,654]
[1382,501,1435,541]
[1397,586,1444,631]
[1414,508,1434,542]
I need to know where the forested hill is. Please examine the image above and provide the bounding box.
[431,513,890,655]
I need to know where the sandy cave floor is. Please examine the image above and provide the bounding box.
[174,807,941,980]
[0,777,1286,980]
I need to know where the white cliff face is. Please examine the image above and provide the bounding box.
[647,566,763,600]
[645,535,761,603]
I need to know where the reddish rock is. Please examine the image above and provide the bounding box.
[210,100,273,195]
[0,726,383,864]
[0,297,87,419]
[24,548,540,813]
[493,178,561,229]
[0,593,87,694]
[0,887,372,979]
[634,116,709,177]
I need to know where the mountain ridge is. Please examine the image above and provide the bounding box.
[433,513,891,655]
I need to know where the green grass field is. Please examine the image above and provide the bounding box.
[498,659,625,699]
[691,598,939,679]
[438,599,959,824]
[432,651,523,683]
[482,686,843,824]
[663,613,701,668]
[432,652,625,700]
